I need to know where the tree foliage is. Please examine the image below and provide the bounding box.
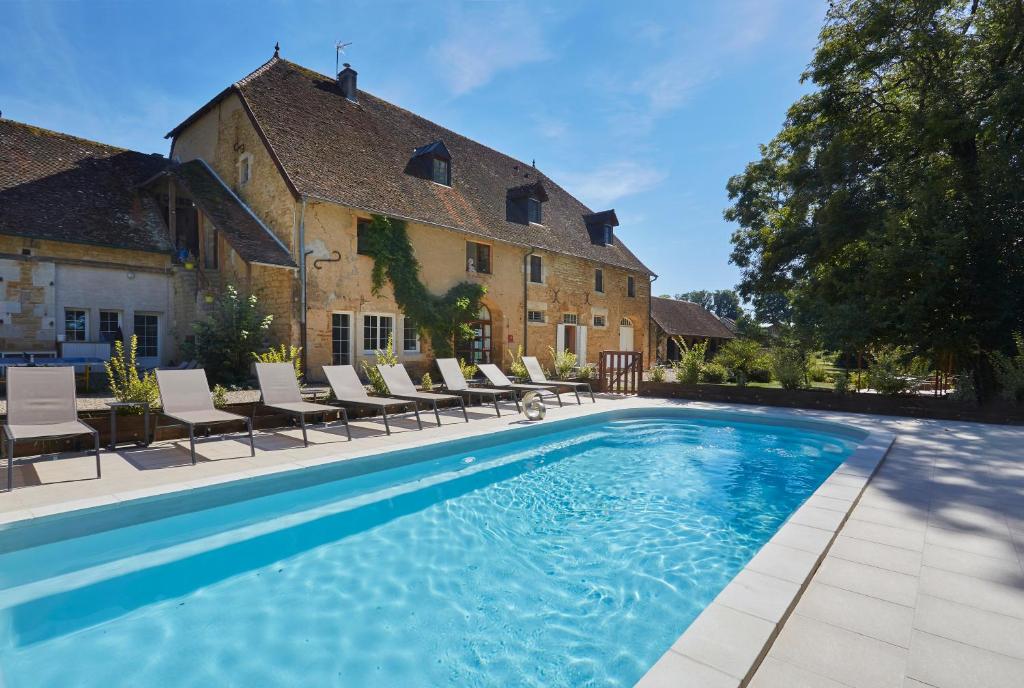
[726,0,1024,396]
[185,285,273,385]
[363,214,486,357]
[673,289,743,319]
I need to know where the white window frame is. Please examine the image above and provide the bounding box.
[361,312,395,354]
[133,312,160,360]
[593,314,607,328]
[63,308,88,342]
[562,313,579,325]
[99,309,122,341]
[238,152,253,186]
[331,311,354,365]
[401,315,421,355]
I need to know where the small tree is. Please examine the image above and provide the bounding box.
[549,347,577,380]
[105,335,159,412]
[253,344,303,384]
[673,337,708,384]
[186,285,273,385]
[506,345,528,378]
[989,333,1024,403]
[770,347,808,390]
[713,339,764,387]
[459,358,478,381]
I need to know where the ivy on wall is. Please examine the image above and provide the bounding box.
[363,214,486,357]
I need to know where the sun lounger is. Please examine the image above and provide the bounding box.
[322,365,423,435]
[2,367,100,491]
[522,356,594,404]
[435,358,520,417]
[254,362,350,446]
[376,364,468,426]
[477,364,563,407]
[154,369,255,465]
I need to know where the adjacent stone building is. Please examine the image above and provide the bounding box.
[650,296,736,363]
[166,54,654,378]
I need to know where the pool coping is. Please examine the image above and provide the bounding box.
[0,398,895,687]
[635,410,895,688]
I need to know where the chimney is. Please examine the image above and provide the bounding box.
[338,63,358,102]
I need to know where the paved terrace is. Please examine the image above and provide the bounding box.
[1,397,1022,687]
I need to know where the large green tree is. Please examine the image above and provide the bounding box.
[726,0,1024,392]
[674,289,743,319]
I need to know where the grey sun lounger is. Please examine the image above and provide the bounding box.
[322,365,423,435]
[376,364,468,426]
[254,362,350,446]
[522,356,595,404]
[2,366,100,491]
[154,369,255,465]
[477,364,563,407]
[435,358,520,417]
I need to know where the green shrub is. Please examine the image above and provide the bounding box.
[674,337,708,384]
[420,371,433,391]
[713,339,764,387]
[771,347,808,390]
[649,365,666,383]
[950,370,978,404]
[506,345,528,379]
[360,332,398,395]
[833,370,851,395]
[549,346,578,380]
[185,285,273,385]
[459,358,478,381]
[212,384,228,409]
[865,345,917,396]
[104,335,160,412]
[577,363,595,380]
[700,362,727,383]
[253,344,302,383]
[989,332,1024,402]
[748,367,773,383]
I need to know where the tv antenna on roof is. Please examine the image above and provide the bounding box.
[335,41,353,74]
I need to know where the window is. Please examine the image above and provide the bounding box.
[363,314,394,353]
[593,314,607,328]
[627,275,636,297]
[403,317,420,353]
[466,242,491,274]
[562,313,579,325]
[332,313,352,365]
[64,309,87,342]
[202,220,218,270]
[595,269,604,293]
[432,158,451,185]
[603,224,614,245]
[529,254,543,284]
[455,306,492,364]
[527,310,545,323]
[99,311,121,342]
[356,218,372,255]
[528,197,543,224]
[134,314,159,358]
[238,153,252,186]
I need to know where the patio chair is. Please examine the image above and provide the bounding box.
[2,367,100,492]
[522,356,595,404]
[477,364,563,407]
[254,362,350,446]
[435,358,521,417]
[376,364,468,426]
[154,369,255,465]
[322,365,423,435]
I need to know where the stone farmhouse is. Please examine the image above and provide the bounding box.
[1,50,655,378]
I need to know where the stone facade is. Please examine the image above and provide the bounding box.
[170,94,651,381]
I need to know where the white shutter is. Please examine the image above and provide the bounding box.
[556,324,566,355]
[577,326,587,363]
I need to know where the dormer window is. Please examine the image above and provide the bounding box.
[407,140,452,186]
[507,181,548,225]
[528,197,542,224]
[432,158,450,185]
[584,210,619,246]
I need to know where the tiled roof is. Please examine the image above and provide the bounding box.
[167,160,296,268]
[651,297,736,340]
[0,119,171,253]
[169,57,652,275]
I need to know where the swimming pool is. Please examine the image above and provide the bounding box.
[0,409,860,687]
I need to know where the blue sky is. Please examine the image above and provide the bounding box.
[0,0,825,297]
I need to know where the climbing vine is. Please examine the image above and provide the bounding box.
[363,214,486,357]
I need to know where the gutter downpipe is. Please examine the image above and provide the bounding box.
[649,273,658,365]
[298,197,308,379]
[523,247,540,353]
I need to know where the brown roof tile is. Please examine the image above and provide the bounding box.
[169,57,652,274]
[0,119,171,253]
[651,297,736,340]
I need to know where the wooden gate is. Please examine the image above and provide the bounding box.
[597,351,643,394]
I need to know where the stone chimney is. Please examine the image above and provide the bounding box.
[338,63,358,102]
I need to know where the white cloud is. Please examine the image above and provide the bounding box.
[431,4,551,96]
[558,161,666,208]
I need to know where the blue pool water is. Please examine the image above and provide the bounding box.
[0,411,857,687]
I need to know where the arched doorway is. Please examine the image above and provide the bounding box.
[456,305,492,364]
[619,317,634,351]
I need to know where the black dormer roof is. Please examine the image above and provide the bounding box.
[508,180,548,202]
[583,209,619,227]
[411,140,451,160]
